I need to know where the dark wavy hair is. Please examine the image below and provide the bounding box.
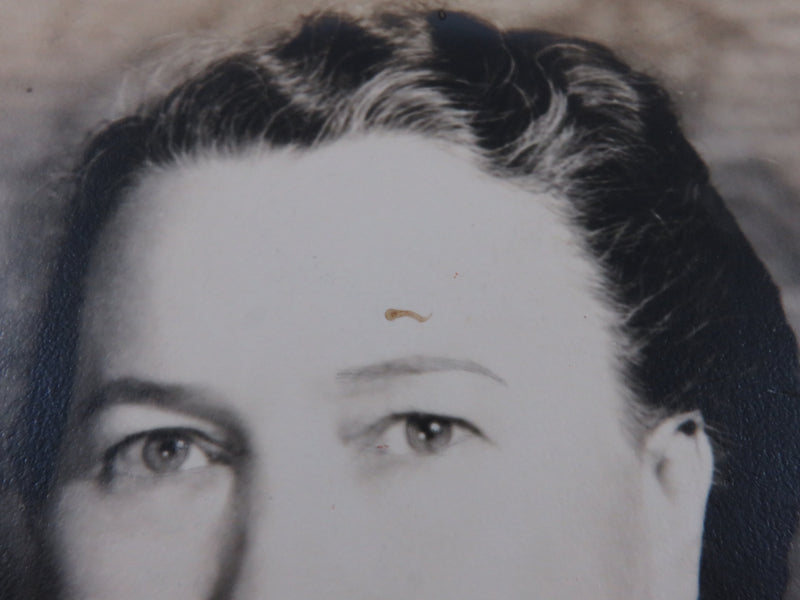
[12,9,800,600]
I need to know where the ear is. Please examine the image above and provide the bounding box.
[641,411,713,600]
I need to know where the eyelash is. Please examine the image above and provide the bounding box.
[364,412,485,455]
[101,427,234,483]
[99,412,482,484]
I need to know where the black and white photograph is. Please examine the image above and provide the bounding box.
[2,2,800,599]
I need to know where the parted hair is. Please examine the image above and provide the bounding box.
[14,9,800,600]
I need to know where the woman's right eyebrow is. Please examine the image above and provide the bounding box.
[81,378,190,420]
[80,377,247,443]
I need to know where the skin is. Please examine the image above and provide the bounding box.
[49,134,709,599]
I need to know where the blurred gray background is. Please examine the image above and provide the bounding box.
[1,0,799,594]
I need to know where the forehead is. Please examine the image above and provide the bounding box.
[80,134,624,425]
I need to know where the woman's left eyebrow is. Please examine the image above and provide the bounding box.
[336,355,506,385]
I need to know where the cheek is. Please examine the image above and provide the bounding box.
[48,467,235,600]
[312,446,642,599]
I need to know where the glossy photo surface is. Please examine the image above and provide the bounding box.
[2,8,800,600]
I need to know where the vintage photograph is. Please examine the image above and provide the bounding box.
[2,2,800,599]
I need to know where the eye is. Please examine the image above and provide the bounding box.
[102,427,233,482]
[361,411,485,456]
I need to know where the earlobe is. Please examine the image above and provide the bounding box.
[642,411,714,600]
[644,411,713,505]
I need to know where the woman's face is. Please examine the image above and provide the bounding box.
[50,134,661,599]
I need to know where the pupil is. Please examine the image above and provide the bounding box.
[143,433,191,473]
[406,414,453,453]
[159,440,179,458]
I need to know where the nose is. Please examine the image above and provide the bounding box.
[229,420,367,599]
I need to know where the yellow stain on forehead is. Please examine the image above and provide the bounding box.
[384,309,432,323]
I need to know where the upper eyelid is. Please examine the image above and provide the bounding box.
[81,382,250,454]
[348,412,489,445]
[88,410,250,475]
[102,427,237,464]
[100,426,241,483]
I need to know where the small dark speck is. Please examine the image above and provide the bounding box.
[438,9,447,20]
[677,419,697,436]
[26,87,33,93]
